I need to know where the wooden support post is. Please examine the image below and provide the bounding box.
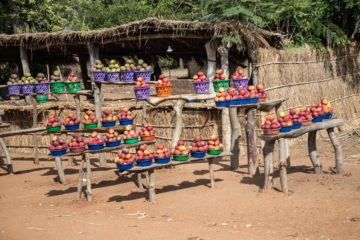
[32,95,39,164]
[171,99,186,148]
[285,139,291,166]
[246,109,259,175]
[77,157,85,200]
[85,153,92,202]
[142,101,147,124]
[327,128,343,173]
[0,138,13,174]
[148,169,155,203]
[19,46,32,104]
[55,157,66,183]
[208,158,215,188]
[205,41,216,94]
[137,173,144,189]
[308,131,322,174]
[262,141,275,190]
[74,95,81,122]
[279,139,288,193]
[230,108,241,169]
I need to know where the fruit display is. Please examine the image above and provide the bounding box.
[214,69,228,81]
[287,108,302,129]
[7,74,20,85]
[115,148,135,170]
[67,134,86,153]
[155,74,172,87]
[232,68,246,80]
[104,128,121,147]
[135,77,149,88]
[101,108,117,127]
[49,136,67,155]
[106,59,121,72]
[118,108,134,125]
[135,59,152,72]
[298,106,313,126]
[87,131,104,150]
[278,111,294,132]
[155,74,172,97]
[35,73,48,83]
[310,103,325,122]
[83,110,98,128]
[192,71,208,82]
[261,114,281,135]
[121,59,136,71]
[189,135,208,158]
[50,70,62,82]
[134,77,150,99]
[47,113,61,132]
[123,125,139,144]
[321,97,334,119]
[135,144,154,166]
[256,84,267,102]
[154,144,171,163]
[214,87,231,107]
[18,73,36,84]
[63,112,81,130]
[171,140,189,161]
[67,72,78,82]
[139,121,156,141]
[92,60,106,72]
[207,135,224,155]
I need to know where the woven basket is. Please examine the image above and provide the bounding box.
[213,80,230,92]
[134,86,150,100]
[193,81,210,94]
[35,83,49,94]
[155,85,172,97]
[21,84,35,95]
[50,82,65,93]
[8,85,21,95]
[233,78,249,89]
[120,70,135,82]
[106,72,120,82]
[135,71,151,82]
[93,71,106,82]
[65,81,80,93]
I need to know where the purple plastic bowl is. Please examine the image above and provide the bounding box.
[134,86,150,100]
[21,84,35,95]
[193,81,210,94]
[135,71,151,82]
[35,82,49,94]
[106,72,120,82]
[8,84,22,95]
[233,78,249,89]
[120,70,135,82]
[93,71,106,83]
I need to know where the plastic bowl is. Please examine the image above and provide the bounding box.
[263,128,280,136]
[136,159,153,167]
[64,124,80,131]
[50,148,67,156]
[101,121,116,127]
[87,143,104,151]
[323,113,333,119]
[141,135,155,141]
[247,97,259,104]
[190,151,206,158]
[119,119,133,126]
[84,122,98,129]
[173,154,189,161]
[312,116,323,123]
[105,140,121,147]
[280,126,292,132]
[154,157,171,164]
[116,162,133,171]
[124,138,139,144]
[207,148,223,155]
[47,125,61,133]
[292,122,302,129]
[215,101,230,107]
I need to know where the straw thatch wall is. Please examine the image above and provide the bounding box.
[257,44,360,130]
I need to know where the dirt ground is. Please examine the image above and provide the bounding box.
[0,137,359,240]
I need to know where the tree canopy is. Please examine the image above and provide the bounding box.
[0,0,359,49]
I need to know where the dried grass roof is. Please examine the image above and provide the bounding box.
[0,18,283,50]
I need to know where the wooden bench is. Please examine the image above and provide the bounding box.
[259,119,344,193]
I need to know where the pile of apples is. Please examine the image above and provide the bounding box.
[49,136,67,151]
[64,112,81,126]
[47,113,61,127]
[139,121,156,138]
[321,97,334,113]
[215,87,231,102]
[83,110,98,124]
[227,87,240,100]
[261,114,281,131]
[256,84,267,99]
[92,60,106,72]
[298,106,313,125]
[115,148,135,164]
[106,59,120,72]
[67,134,86,148]
[232,68,246,80]
[101,109,117,122]
[118,108,133,121]
[135,59,152,72]
[121,59,136,71]
[310,103,325,118]
[155,74,172,87]
[171,140,189,156]
[7,74,19,85]
[36,73,48,83]
[123,125,138,139]
[207,135,223,150]
[214,69,228,81]
[136,145,154,161]
[192,71,208,82]
[189,135,208,152]
[104,128,121,143]
[67,72,78,82]
[135,77,149,88]
[87,131,104,145]
[278,111,294,128]
[154,144,171,159]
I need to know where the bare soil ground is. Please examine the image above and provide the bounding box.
[0,136,359,240]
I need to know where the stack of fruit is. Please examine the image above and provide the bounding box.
[287,108,302,129]
[118,108,134,125]
[115,148,135,170]
[123,125,139,144]
[135,59,152,72]
[155,74,172,97]
[214,87,231,107]
[106,60,121,72]
[49,136,67,156]
[101,109,117,127]
[232,68,249,89]
[298,106,313,126]
[67,134,86,153]
[256,84,267,102]
[192,71,209,94]
[35,73,47,83]
[50,70,62,82]
[92,60,106,72]
[310,103,325,122]
[87,131,104,150]
[207,135,224,155]
[63,112,81,130]
[7,74,19,85]
[232,68,246,80]
[19,73,37,84]
[139,121,156,141]
[46,113,61,132]
[135,145,154,167]
[104,128,121,147]
[83,110,98,129]
[189,135,208,158]
[171,140,190,161]
[121,59,136,71]
[154,144,171,164]
[261,114,281,135]
[106,60,121,82]
[134,77,150,100]
[65,72,80,92]
[213,69,229,92]
[246,85,259,103]
[135,77,149,88]
[227,87,241,104]
[278,111,293,132]
[321,97,334,119]
[66,72,78,82]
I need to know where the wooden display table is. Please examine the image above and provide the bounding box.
[259,119,344,193]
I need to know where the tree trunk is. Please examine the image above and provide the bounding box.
[205,41,217,94]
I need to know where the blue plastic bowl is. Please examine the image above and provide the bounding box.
[105,140,121,147]
[323,113,333,119]
[312,116,323,123]
[119,119,133,126]
[50,148,67,156]
[116,162,133,171]
[191,151,206,158]
[102,121,116,127]
[137,159,153,167]
[230,99,241,105]
[238,99,248,104]
[280,126,292,133]
[154,157,171,164]
[87,143,104,150]
[64,124,80,131]
[215,101,230,107]
[247,97,259,104]
[292,122,301,129]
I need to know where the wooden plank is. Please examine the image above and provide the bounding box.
[327,128,343,173]
[308,131,322,174]
[146,93,216,106]
[0,123,10,128]
[50,90,93,96]
[41,125,126,135]
[0,127,46,138]
[228,98,287,112]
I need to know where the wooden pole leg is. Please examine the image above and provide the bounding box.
[148,169,155,203]
[279,139,288,193]
[285,139,291,167]
[246,109,259,176]
[77,157,85,200]
[208,158,215,188]
[308,131,322,174]
[85,153,93,202]
[229,108,241,170]
[137,173,144,189]
[55,157,66,183]
[0,138,13,174]
[262,140,275,190]
[327,128,343,173]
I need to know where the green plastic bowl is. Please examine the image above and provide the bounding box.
[173,154,189,161]
[124,138,139,144]
[36,95,48,104]
[207,148,223,155]
[50,81,65,93]
[47,125,61,133]
[213,80,230,92]
[83,122,98,129]
[65,81,81,93]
